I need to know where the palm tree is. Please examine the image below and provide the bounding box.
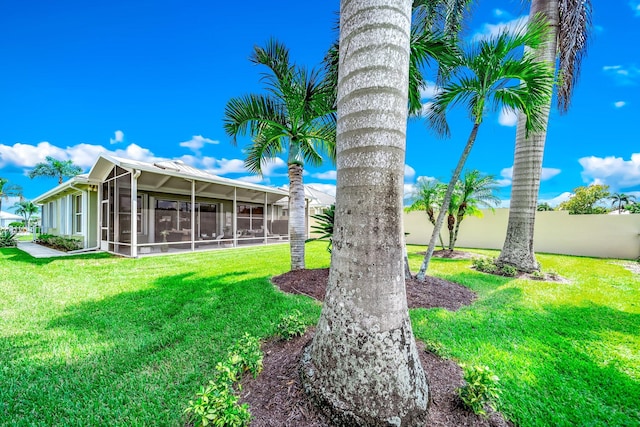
[405,177,446,250]
[414,17,554,281]
[310,204,334,253]
[28,156,83,184]
[610,193,635,214]
[223,39,336,271]
[449,170,500,250]
[13,201,39,228]
[301,0,429,423]
[498,0,592,273]
[0,178,23,213]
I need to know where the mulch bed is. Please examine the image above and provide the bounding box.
[239,268,513,426]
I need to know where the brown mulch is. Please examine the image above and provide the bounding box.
[271,268,476,310]
[238,268,512,426]
[425,249,479,260]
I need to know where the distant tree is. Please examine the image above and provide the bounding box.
[13,201,39,227]
[405,178,446,250]
[558,184,610,214]
[28,156,83,184]
[0,178,23,213]
[536,202,554,211]
[609,193,636,214]
[223,39,336,271]
[415,17,554,281]
[449,170,500,250]
[626,202,640,214]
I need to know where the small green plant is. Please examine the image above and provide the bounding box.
[423,339,444,355]
[0,230,18,248]
[499,264,518,277]
[183,379,251,427]
[36,234,82,251]
[458,364,501,416]
[471,257,497,274]
[227,333,263,378]
[310,204,334,253]
[530,270,545,280]
[276,309,307,340]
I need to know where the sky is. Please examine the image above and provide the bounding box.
[1,0,639,211]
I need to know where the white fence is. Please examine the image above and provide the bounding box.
[404,209,640,260]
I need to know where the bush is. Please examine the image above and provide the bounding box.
[458,364,501,416]
[276,309,307,340]
[36,234,82,252]
[471,257,497,274]
[499,264,518,277]
[184,334,263,427]
[8,221,24,228]
[0,230,18,248]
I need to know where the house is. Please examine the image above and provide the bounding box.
[33,154,292,257]
[0,211,24,227]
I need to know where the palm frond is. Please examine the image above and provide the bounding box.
[223,94,288,144]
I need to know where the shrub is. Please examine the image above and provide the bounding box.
[183,379,251,427]
[471,257,497,274]
[8,221,24,228]
[530,270,545,280]
[499,264,518,277]
[227,333,263,378]
[36,234,82,251]
[0,230,18,248]
[458,364,501,416]
[276,309,307,340]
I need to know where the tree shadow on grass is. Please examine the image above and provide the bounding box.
[1,270,319,425]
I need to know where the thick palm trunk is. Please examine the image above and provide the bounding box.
[301,0,429,424]
[496,0,558,273]
[416,122,480,281]
[288,163,306,270]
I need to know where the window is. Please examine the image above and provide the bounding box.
[237,204,264,234]
[73,194,82,234]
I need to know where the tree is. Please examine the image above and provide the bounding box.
[558,184,610,214]
[609,193,635,214]
[28,156,83,184]
[405,177,446,250]
[449,170,500,250]
[626,202,640,214]
[498,0,592,272]
[223,39,336,271]
[415,17,554,281]
[300,0,429,424]
[0,178,23,213]
[13,201,39,227]
[537,202,554,211]
[310,204,335,252]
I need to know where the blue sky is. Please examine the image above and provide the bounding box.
[1,0,639,210]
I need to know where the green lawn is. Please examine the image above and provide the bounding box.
[1,242,638,426]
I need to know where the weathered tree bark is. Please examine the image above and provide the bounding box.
[496,0,558,273]
[288,163,306,270]
[300,0,429,425]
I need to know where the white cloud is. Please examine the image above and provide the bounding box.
[0,142,68,168]
[614,101,626,108]
[603,64,640,85]
[539,192,572,207]
[236,175,265,184]
[306,183,336,196]
[312,170,337,180]
[404,164,416,180]
[472,15,528,41]
[498,108,518,127]
[631,1,640,16]
[579,153,640,189]
[109,130,124,145]
[260,157,287,176]
[179,135,219,152]
[493,9,510,18]
[419,81,441,100]
[498,166,561,187]
[204,158,248,175]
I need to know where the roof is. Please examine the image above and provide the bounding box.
[33,154,289,205]
[0,211,23,220]
[275,185,335,207]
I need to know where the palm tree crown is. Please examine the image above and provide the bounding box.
[28,156,83,184]
[223,39,336,271]
[0,178,23,213]
[610,193,636,213]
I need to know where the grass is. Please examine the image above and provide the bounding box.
[1,242,638,426]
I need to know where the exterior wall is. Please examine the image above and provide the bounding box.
[404,209,640,260]
[39,194,87,248]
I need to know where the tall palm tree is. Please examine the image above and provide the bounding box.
[449,170,500,250]
[301,0,429,423]
[223,39,336,271]
[415,17,554,281]
[405,177,446,250]
[28,156,83,184]
[13,200,39,227]
[0,178,23,213]
[498,0,592,273]
[610,193,635,214]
